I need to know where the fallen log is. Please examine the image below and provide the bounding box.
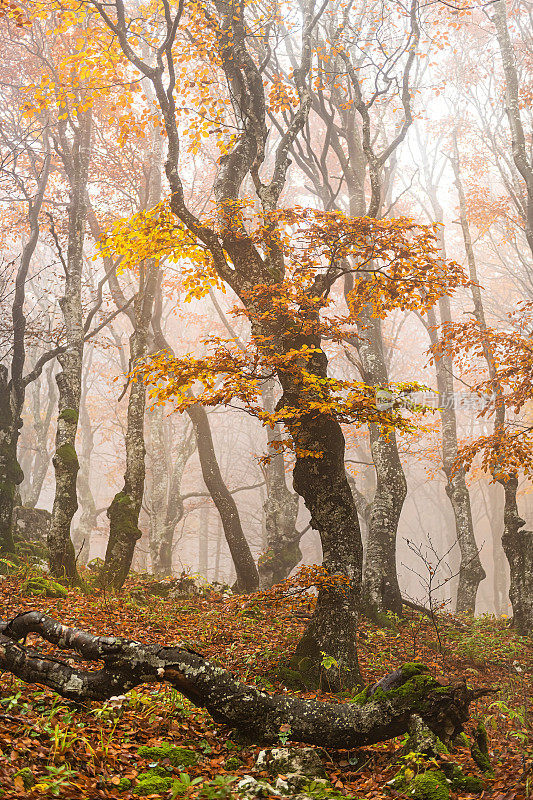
[0,611,491,749]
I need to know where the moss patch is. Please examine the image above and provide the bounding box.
[21,576,67,598]
[58,408,79,424]
[137,743,198,767]
[55,444,79,469]
[410,769,450,800]
[224,756,243,771]
[133,773,174,796]
[470,723,494,776]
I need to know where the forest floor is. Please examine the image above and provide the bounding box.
[0,570,531,800]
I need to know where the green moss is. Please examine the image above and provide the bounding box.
[21,576,67,598]
[136,767,169,780]
[137,743,198,767]
[470,723,493,776]
[133,774,174,796]
[453,774,484,792]
[14,768,35,789]
[108,492,141,539]
[55,444,79,469]
[453,732,470,749]
[0,441,24,486]
[410,769,450,800]
[0,481,16,500]
[348,685,371,704]
[440,761,484,793]
[58,408,79,424]
[117,777,131,791]
[383,673,438,705]
[224,757,243,771]
[401,663,430,679]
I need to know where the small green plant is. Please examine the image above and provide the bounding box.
[320,651,339,671]
[171,773,203,797]
[488,699,531,747]
[201,775,237,800]
[277,723,292,745]
[50,723,78,758]
[301,779,345,799]
[1,690,22,711]
[33,765,77,796]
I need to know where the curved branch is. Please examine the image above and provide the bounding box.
[0,612,492,748]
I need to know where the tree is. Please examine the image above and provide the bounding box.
[277,0,422,615]
[88,0,469,688]
[0,98,51,555]
[436,302,533,636]
[0,610,490,749]
[46,108,92,586]
[413,129,485,616]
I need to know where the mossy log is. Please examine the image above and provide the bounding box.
[0,612,491,749]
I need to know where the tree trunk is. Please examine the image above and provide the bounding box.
[147,404,171,574]
[499,475,533,636]
[0,147,51,555]
[426,309,485,615]
[487,482,507,616]
[103,327,150,588]
[71,377,97,567]
[198,504,209,576]
[287,400,363,690]
[22,361,56,509]
[185,403,259,593]
[492,0,533,259]
[147,409,195,576]
[48,111,92,585]
[353,315,406,617]
[0,366,23,555]
[102,133,162,588]
[258,379,301,588]
[0,612,489,748]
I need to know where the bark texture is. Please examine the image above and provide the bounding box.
[71,379,98,566]
[354,316,406,617]
[258,379,301,588]
[500,475,533,636]
[426,303,485,616]
[0,367,23,555]
[186,403,259,593]
[148,407,195,575]
[48,112,92,585]
[0,612,489,748]
[288,399,363,690]
[492,0,533,258]
[21,362,56,509]
[102,132,162,588]
[103,324,152,588]
[0,147,51,555]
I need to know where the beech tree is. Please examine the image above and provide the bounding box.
[83,0,470,689]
